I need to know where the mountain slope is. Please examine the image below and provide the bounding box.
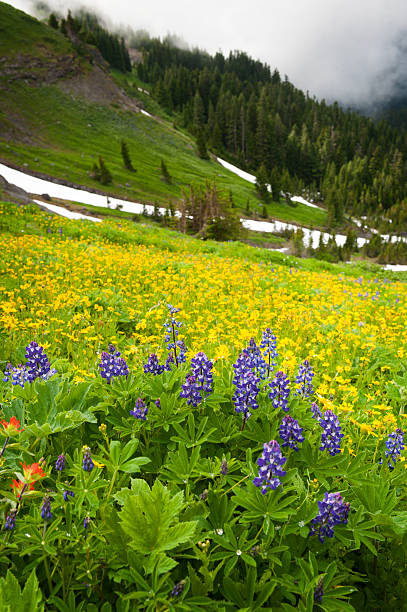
[0,2,326,227]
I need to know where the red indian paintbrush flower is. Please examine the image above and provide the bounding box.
[11,479,32,498]
[20,461,46,485]
[0,417,23,436]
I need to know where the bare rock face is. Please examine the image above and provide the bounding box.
[0,174,34,204]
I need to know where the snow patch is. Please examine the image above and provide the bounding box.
[33,200,101,222]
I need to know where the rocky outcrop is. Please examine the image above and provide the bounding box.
[0,174,34,204]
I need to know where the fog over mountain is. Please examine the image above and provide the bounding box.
[7,0,407,110]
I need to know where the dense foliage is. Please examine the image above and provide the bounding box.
[135,37,407,226]
[1,203,407,609]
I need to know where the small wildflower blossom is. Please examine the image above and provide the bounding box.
[3,364,29,387]
[171,580,186,598]
[180,374,202,408]
[40,495,52,521]
[143,353,164,375]
[220,459,228,475]
[55,454,66,471]
[25,341,56,383]
[83,516,91,537]
[309,492,350,543]
[130,398,148,420]
[0,417,23,437]
[295,360,315,398]
[314,579,324,603]
[319,410,344,456]
[98,345,129,384]
[155,398,161,409]
[233,352,260,422]
[4,510,17,531]
[311,401,323,420]
[253,440,287,494]
[260,328,278,376]
[11,479,30,497]
[82,447,94,472]
[384,429,404,470]
[164,304,187,366]
[63,490,74,502]
[269,371,290,411]
[190,351,214,398]
[279,415,305,451]
[20,462,46,485]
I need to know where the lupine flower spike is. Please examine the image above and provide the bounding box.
[295,360,314,398]
[269,371,290,411]
[253,440,287,493]
[232,352,260,429]
[98,345,129,384]
[41,495,52,521]
[130,398,148,420]
[279,415,305,451]
[82,447,94,472]
[309,492,350,542]
[55,454,66,471]
[318,410,344,456]
[260,329,278,377]
[384,429,404,470]
[163,304,187,367]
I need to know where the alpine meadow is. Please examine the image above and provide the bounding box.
[1,2,407,611]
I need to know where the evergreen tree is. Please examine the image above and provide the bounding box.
[160,159,172,184]
[97,156,112,185]
[121,140,135,172]
[196,129,209,159]
[48,13,59,29]
[270,167,281,202]
[255,163,269,202]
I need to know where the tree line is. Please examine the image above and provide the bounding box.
[134,37,407,229]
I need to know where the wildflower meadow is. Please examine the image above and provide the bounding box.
[1,202,407,610]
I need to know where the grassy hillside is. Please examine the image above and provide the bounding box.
[0,2,326,229]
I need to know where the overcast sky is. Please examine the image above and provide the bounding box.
[7,0,407,107]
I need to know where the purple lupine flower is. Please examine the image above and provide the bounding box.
[384,429,404,470]
[143,353,164,375]
[25,341,56,383]
[180,374,202,408]
[164,351,175,372]
[83,516,91,538]
[171,580,186,597]
[260,329,278,377]
[63,490,74,502]
[98,345,129,384]
[253,440,287,494]
[311,401,322,420]
[295,360,314,398]
[4,510,16,531]
[309,492,350,543]
[319,410,343,456]
[82,447,94,472]
[279,415,305,451]
[155,398,161,409]
[55,454,66,471]
[41,495,52,521]
[130,398,148,420]
[314,579,324,603]
[190,351,213,397]
[163,304,187,367]
[233,352,260,424]
[2,363,30,387]
[244,338,267,380]
[269,371,290,411]
[220,459,228,475]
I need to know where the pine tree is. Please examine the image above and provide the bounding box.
[196,129,209,160]
[160,159,172,184]
[121,140,135,172]
[48,13,59,29]
[98,156,112,185]
[255,163,269,202]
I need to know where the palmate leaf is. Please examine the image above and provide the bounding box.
[119,479,197,554]
[0,569,43,612]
